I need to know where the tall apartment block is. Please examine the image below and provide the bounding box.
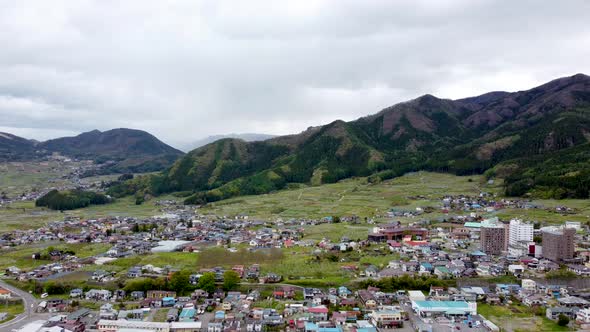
[541,226,576,262]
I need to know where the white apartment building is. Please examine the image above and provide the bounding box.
[509,219,534,246]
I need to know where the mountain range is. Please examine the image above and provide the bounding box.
[108,73,590,202]
[0,128,184,174]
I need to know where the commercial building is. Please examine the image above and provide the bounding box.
[370,310,404,328]
[411,300,477,318]
[97,320,202,332]
[480,218,508,255]
[541,226,576,262]
[368,222,428,242]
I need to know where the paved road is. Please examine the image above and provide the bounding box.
[0,280,44,331]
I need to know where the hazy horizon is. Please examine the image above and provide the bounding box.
[1,1,589,147]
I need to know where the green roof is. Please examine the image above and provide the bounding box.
[464,222,481,228]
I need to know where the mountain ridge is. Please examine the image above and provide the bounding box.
[108,73,590,202]
[0,128,184,174]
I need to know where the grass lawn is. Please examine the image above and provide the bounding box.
[0,300,24,324]
[152,308,169,322]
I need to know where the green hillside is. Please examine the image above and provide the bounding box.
[109,74,590,202]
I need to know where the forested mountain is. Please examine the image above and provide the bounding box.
[181,133,276,152]
[38,128,184,173]
[104,73,590,201]
[0,128,184,173]
[0,132,38,161]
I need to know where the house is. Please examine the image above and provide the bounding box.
[92,270,112,281]
[148,290,177,299]
[99,303,118,320]
[179,308,196,322]
[546,307,577,321]
[508,265,525,276]
[434,266,451,279]
[131,291,145,300]
[86,289,112,301]
[308,306,329,322]
[408,290,426,302]
[162,297,176,307]
[0,288,12,299]
[167,308,179,322]
[127,266,142,278]
[419,262,433,275]
[365,266,378,278]
[69,289,83,298]
[522,294,545,307]
[558,296,590,308]
[118,309,144,320]
[521,279,537,293]
[568,264,590,276]
[338,286,352,298]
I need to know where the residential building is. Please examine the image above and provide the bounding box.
[480,218,508,255]
[542,226,575,262]
[509,219,533,246]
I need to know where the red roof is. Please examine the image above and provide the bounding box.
[308,306,328,313]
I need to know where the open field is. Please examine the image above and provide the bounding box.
[200,172,496,220]
[0,242,111,270]
[0,195,177,232]
[95,243,397,287]
[1,170,589,233]
[478,304,572,332]
[0,161,74,196]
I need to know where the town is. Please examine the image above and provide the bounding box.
[1,190,589,332]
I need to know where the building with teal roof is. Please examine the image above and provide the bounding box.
[411,300,477,318]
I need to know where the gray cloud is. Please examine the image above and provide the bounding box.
[0,0,589,148]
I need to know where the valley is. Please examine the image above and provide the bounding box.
[1,74,590,332]
[0,160,589,331]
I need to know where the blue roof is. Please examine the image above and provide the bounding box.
[162,297,175,301]
[413,301,470,310]
[180,308,196,317]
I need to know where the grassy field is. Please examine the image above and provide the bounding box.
[301,223,373,242]
[0,242,111,270]
[200,172,496,220]
[0,300,24,324]
[0,161,73,196]
[2,169,589,233]
[478,303,572,332]
[0,195,177,232]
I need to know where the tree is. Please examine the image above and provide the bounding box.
[557,314,570,326]
[223,270,240,291]
[169,270,191,295]
[197,272,216,294]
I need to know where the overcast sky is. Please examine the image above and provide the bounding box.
[1,0,589,148]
